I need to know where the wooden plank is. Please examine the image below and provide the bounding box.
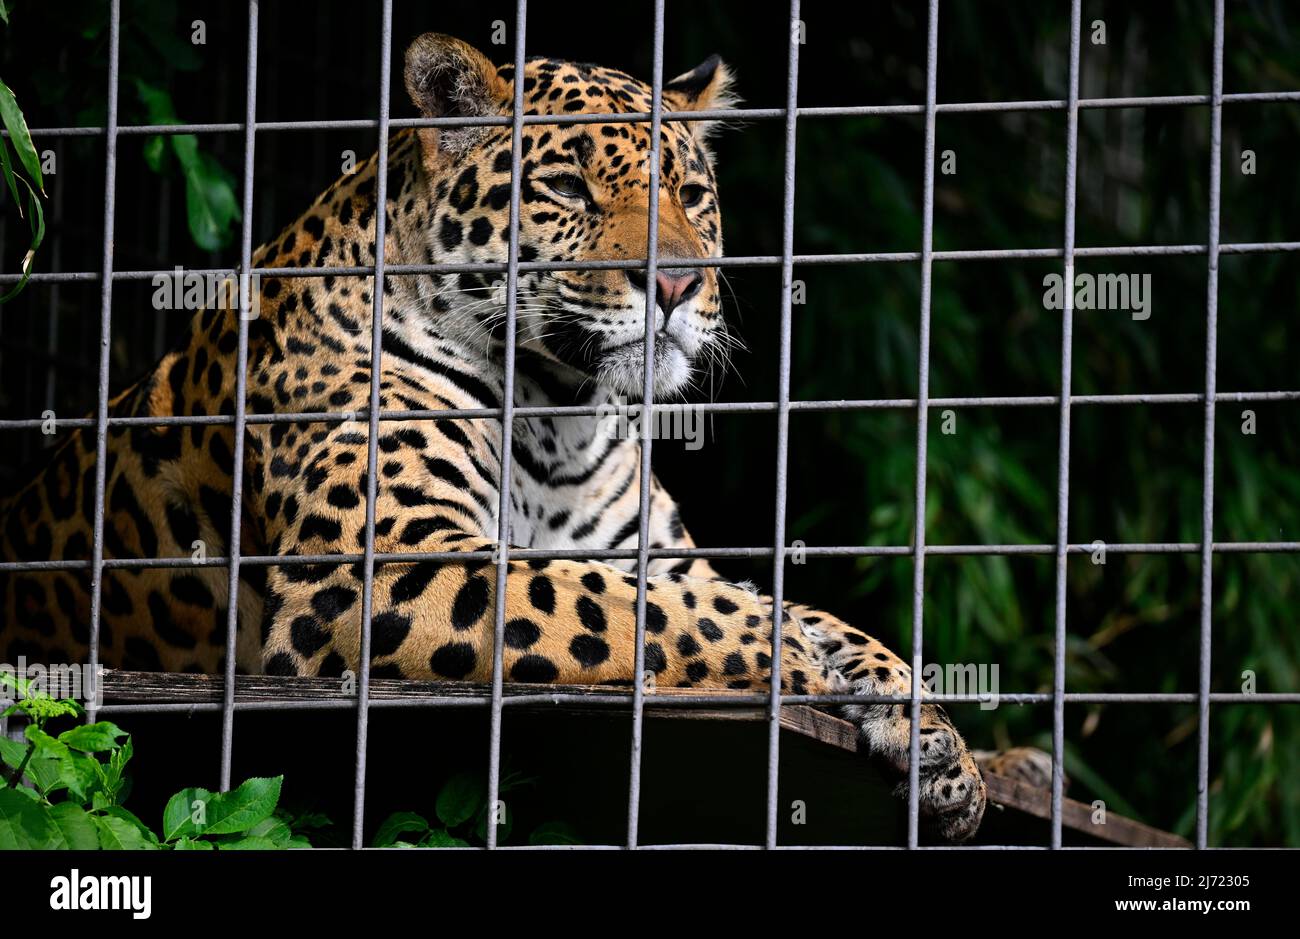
[981,771,1189,848]
[770,704,1190,848]
[96,670,1188,847]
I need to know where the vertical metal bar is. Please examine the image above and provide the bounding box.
[217,0,260,794]
[624,0,666,850]
[1196,0,1225,851]
[85,0,121,724]
[764,0,802,850]
[1049,0,1083,850]
[153,174,173,361]
[350,0,394,849]
[43,53,68,424]
[43,136,64,419]
[486,0,529,851]
[906,0,940,849]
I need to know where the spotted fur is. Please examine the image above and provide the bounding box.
[0,35,985,841]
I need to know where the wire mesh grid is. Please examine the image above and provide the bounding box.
[1,0,1298,850]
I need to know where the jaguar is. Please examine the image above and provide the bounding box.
[1,33,990,841]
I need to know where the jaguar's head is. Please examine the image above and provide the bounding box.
[404,33,737,399]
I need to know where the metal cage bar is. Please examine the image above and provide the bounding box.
[8,88,1300,143]
[763,0,802,849]
[3,539,1299,576]
[1049,0,1083,851]
[905,0,940,850]
[485,0,529,852]
[623,0,667,850]
[2,0,1295,852]
[3,389,1298,438]
[349,0,396,850]
[83,0,121,725]
[1195,0,1227,851]
[217,0,261,795]
[6,238,1300,289]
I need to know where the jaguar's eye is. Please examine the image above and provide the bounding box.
[542,173,594,205]
[679,184,709,208]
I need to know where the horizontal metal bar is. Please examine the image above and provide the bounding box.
[350,843,1284,851]
[7,88,1300,142]
[3,390,1297,433]
[85,691,1300,717]
[5,238,1300,286]
[4,539,1297,575]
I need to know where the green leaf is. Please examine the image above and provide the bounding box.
[48,803,100,850]
[245,816,293,847]
[528,820,581,846]
[0,134,25,220]
[59,721,127,753]
[0,172,43,302]
[21,727,103,802]
[142,135,168,172]
[24,726,68,759]
[172,836,215,850]
[372,811,429,848]
[0,734,26,771]
[134,79,239,251]
[0,670,30,696]
[216,835,282,850]
[436,772,484,828]
[58,751,103,802]
[21,751,66,795]
[134,78,179,125]
[202,776,282,834]
[163,776,283,839]
[0,78,43,191]
[6,687,80,722]
[422,828,470,847]
[163,786,211,841]
[0,788,60,849]
[93,814,157,850]
[99,736,133,805]
[182,151,240,251]
[102,805,159,845]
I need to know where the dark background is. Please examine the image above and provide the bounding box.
[1,1,1297,846]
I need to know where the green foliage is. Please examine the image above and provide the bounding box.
[0,75,44,302]
[2,0,240,259]
[0,673,310,849]
[371,766,579,848]
[133,77,240,252]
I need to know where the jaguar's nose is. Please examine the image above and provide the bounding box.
[626,267,703,319]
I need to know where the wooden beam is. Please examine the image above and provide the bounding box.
[95,670,1188,847]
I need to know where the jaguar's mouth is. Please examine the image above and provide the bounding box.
[595,334,694,399]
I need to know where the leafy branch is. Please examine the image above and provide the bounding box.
[0,75,44,302]
[0,671,309,849]
[0,0,242,301]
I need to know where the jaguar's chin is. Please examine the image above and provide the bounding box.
[595,336,695,399]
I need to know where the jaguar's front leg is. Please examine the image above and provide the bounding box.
[784,601,988,842]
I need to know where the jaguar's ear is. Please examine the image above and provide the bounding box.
[404,33,510,158]
[663,55,738,144]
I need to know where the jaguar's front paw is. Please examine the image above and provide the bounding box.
[854,701,987,843]
[907,705,986,842]
[915,734,987,843]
